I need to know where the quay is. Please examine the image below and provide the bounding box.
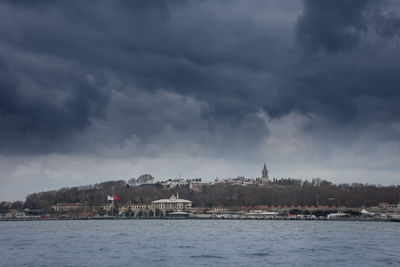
[3,193,400,222]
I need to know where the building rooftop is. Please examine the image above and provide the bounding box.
[152,194,192,203]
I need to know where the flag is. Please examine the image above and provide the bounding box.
[113,194,120,201]
[107,195,113,201]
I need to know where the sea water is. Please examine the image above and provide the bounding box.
[0,220,399,266]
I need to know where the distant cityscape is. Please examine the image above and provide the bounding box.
[1,164,400,222]
[126,163,272,190]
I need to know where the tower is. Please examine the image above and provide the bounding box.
[262,163,269,181]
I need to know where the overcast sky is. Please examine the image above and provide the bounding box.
[1,0,400,201]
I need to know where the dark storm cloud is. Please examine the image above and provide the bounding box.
[293,0,400,129]
[2,0,400,201]
[0,0,286,154]
[0,54,111,153]
[0,0,399,156]
[297,0,371,53]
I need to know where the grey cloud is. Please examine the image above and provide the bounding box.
[0,54,111,154]
[75,88,269,159]
[0,0,289,154]
[0,0,399,159]
[1,0,400,200]
[296,0,372,53]
[291,0,400,130]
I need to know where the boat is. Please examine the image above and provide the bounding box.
[327,212,350,220]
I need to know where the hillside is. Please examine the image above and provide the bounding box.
[16,179,400,211]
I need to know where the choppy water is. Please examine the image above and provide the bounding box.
[0,220,399,266]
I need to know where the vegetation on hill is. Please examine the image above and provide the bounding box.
[1,178,396,212]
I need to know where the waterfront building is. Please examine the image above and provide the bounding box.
[151,194,192,211]
[126,204,150,210]
[52,203,89,212]
[51,203,112,212]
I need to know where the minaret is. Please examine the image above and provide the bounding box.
[262,163,269,182]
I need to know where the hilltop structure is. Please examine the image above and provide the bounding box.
[261,163,269,183]
[126,163,272,189]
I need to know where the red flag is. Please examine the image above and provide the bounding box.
[113,194,120,201]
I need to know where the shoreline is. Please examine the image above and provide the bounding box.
[1,216,398,222]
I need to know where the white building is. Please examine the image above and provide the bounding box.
[151,194,192,211]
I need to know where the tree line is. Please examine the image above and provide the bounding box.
[1,178,399,212]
